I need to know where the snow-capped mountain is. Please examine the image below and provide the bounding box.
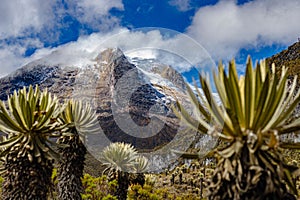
[0,48,192,147]
[0,48,219,172]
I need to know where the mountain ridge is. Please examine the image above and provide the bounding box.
[267,41,300,80]
[0,48,189,150]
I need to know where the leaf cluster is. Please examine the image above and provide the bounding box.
[174,58,300,198]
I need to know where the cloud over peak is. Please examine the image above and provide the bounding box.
[1,0,300,77]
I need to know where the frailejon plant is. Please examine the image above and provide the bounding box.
[56,99,99,200]
[100,142,138,200]
[0,85,61,199]
[174,58,300,200]
[100,142,148,200]
[131,155,148,186]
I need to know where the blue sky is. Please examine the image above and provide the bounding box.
[0,0,299,77]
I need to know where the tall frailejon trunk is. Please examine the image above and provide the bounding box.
[2,151,54,200]
[57,135,86,200]
[132,173,145,186]
[117,171,130,200]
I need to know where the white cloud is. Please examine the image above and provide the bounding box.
[0,0,124,76]
[126,49,157,60]
[0,47,24,77]
[168,0,191,11]
[0,0,123,39]
[0,0,55,39]
[77,0,124,15]
[0,38,43,77]
[187,0,300,61]
[91,28,215,72]
[6,0,300,78]
[12,28,214,76]
[63,0,123,31]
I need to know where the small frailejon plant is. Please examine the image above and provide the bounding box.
[0,85,62,199]
[100,142,149,200]
[174,58,300,200]
[131,155,149,186]
[56,99,99,200]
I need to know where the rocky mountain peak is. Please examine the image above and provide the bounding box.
[95,48,125,63]
[0,48,189,150]
[267,41,300,80]
[152,64,186,90]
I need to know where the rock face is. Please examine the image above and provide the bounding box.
[79,48,182,150]
[267,41,300,81]
[0,48,189,151]
[0,64,78,101]
[129,57,186,91]
[266,41,300,110]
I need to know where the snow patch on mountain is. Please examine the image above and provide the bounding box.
[129,56,221,104]
[129,57,181,90]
